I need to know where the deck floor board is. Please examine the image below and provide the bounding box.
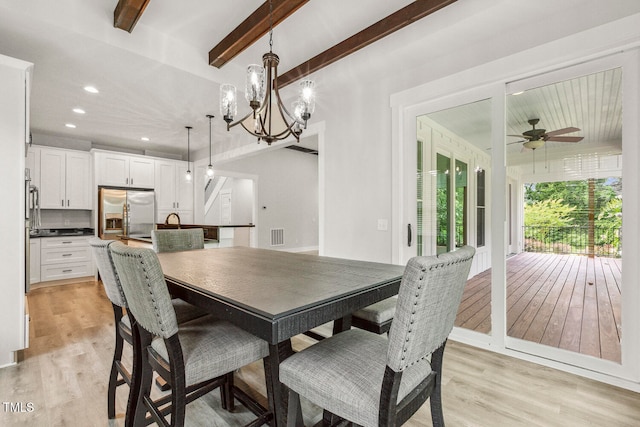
[456,252,621,363]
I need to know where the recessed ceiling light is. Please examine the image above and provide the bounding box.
[84,86,99,94]
[141,137,150,141]
[65,123,77,128]
[73,108,86,114]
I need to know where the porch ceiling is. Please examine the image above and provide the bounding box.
[421,68,623,167]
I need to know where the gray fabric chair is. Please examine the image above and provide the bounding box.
[109,242,271,427]
[88,238,207,420]
[280,246,475,427]
[351,295,398,334]
[151,228,205,253]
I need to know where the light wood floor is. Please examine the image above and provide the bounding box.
[1,280,639,426]
[456,252,622,363]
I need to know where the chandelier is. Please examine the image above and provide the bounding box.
[219,0,315,145]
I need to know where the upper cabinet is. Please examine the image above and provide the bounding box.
[155,159,193,219]
[26,145,40,189]
[94,152,154,189]
[39,147,91,209]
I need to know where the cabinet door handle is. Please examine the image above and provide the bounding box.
[61,200,64,207]
[62,253,72,257]
[131,178,133,185]
[62,269,72,273]
[407,224,412,247]
[67,199,70,207]
[62,241,72,244]
[176,202,179,209]
[126,177,129,185]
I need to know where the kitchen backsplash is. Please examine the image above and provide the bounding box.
[39,210,92,229]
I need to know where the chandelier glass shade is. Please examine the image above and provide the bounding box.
[219,1,315,145]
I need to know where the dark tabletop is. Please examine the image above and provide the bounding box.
[157,247,405,341]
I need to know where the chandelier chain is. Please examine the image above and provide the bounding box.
[268,0,273,52]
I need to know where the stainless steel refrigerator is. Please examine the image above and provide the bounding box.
[98,187,155,239]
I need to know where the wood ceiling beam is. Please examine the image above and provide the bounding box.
[114,0,152,33]
[209,0,309,68]
[277,0,458,88]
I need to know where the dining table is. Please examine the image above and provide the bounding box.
[157,246,405,427]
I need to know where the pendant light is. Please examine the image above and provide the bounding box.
[185,126,192,181]
[206,114,215,177]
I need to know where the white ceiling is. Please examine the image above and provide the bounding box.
[0,0,638,160]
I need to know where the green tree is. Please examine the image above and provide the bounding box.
[524,179,619,226]
[595,196,622,250]
[524,199,575,246]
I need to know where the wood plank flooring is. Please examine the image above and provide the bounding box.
[455,252,622,362]
[1,280,639,426]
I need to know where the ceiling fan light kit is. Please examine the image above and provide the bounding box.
[508,118,584,173]
[509,118,584,149]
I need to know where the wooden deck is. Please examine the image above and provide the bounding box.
[455,252,622,363]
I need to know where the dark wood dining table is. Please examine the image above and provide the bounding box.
[156,246,405,427]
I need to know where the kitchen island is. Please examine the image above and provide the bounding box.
[121,223,254,248]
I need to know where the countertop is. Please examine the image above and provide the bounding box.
[30,228,95,238]
[119,234,219,244]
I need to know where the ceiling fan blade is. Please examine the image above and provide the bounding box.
[507,140,525,145]
[507,134,524,137]
[545,127,580,137]
[546,136,584,143]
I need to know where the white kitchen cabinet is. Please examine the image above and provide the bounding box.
[26,145,40,189]
[40,236,93,282]
[30,238,40,285]
[155,160,193,222]
[39,148,91,209]
[95,151,154,189]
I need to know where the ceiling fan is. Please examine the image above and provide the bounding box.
[508,118,583,150]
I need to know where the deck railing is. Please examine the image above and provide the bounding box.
[523,225,621,257]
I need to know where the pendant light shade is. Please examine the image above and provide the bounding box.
[185,126,192,181]
[206,114,215,177]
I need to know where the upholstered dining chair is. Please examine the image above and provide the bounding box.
[89,238,207,420]
[280,246,475,427]
[351,295,398,334]
[109,242,272,427]
[151,228,204,253]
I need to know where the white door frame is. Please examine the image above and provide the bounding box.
[391,47,640,390]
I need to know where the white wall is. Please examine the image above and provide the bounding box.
[0,54,30,367]
[311,5,640,264]
[218,147,318,251]
[204,177,254,225]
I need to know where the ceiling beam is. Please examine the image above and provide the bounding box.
[209,0,309,68]
[277,0,458,88]
[114,0,152,33]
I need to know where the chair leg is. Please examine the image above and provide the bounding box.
[429,343,446,427]
[220,371,235,412]
[286,389,303,427]
[128,323,151,427]
[167,334,187,427]
[108,325,124,419]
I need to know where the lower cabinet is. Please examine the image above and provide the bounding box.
[39,236,93,282]
[30,239,41,285]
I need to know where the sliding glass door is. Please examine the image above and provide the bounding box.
[399,51,639,381]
